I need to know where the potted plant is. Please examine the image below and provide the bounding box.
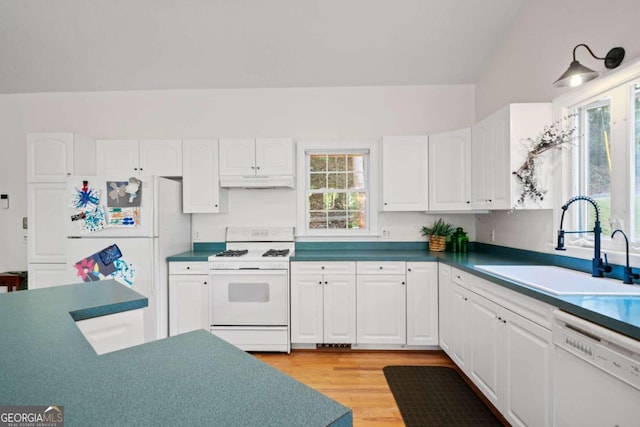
[421,218,455,252]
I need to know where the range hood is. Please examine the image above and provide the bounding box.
[219,174,295,189]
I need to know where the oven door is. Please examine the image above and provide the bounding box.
[210,269,288,326]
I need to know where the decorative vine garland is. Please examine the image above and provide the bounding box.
[513,118,576,205]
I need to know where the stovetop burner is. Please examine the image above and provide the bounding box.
[214,249,249,257]
[262,249,290,257]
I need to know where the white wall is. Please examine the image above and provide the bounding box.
[0,84,475,271]
[474,0,640,254]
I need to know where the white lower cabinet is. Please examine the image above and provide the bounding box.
[75,308,144,355]
[406,262,438,346]
[290,262,356,344]
[443,266,554,427]
[356,264,407,345]
[291,260,437,348]
[439,264,471,369]
[168,262,210,336]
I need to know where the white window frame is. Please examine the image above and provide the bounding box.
[553,56,640,260]
[295,140,379,238]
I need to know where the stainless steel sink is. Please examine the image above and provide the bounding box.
[474,265,640,296]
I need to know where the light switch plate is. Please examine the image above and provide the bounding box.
[23,217,28,229]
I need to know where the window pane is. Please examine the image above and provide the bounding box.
[309,211,327,229]
[634,84,640,239]
[310,173,327,189]
[328,173,346,189]
[310,155,327,172]
[581,100,612,235]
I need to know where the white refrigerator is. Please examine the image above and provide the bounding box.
[65,175,190,342]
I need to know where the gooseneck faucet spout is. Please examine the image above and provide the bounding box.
[556,195,612,277]
[611,229,639,284]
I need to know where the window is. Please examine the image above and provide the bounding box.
[558,59,640,250]
[633,83,640,238]
[308,153,367,230]
[296,141,378,237]
[574,98,612,235]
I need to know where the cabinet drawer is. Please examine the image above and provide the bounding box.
[169,262,209,275]
[357,261,406,275]
[291,261,356,275]
[451,267,472,288]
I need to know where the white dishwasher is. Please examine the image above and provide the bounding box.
[553,310,640,427]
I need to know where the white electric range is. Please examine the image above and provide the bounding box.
[208,227,294,352]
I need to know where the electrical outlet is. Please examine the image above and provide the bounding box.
[381,229,391,239]
[23,217,28,229]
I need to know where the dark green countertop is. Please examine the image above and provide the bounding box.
[0,280,352,426]
[166,250,216,262]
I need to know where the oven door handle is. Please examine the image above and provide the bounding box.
[210,269,288,275]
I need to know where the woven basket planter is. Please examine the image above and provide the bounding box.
[428,235,447,252]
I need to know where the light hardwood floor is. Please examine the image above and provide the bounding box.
[254,349,502,427]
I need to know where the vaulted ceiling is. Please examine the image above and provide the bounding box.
[0,0,524,94]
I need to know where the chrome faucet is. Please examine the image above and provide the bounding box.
[611,229,639,284]
[555,195,612,277]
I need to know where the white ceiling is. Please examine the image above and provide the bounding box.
[0,0,524,94]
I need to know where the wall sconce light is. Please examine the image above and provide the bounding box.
[553,44,625,88]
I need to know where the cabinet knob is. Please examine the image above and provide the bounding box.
[324,281,328,285]
[318,281,323,285]
[408,268,412,272]
[256,166,260,170]
[384,202,388,206]
[321,266,325,269]
[401,281,405,285]
[134,167,138,171]
[214,204,218,207]
[186,266,190,269]
[251,166,255,170]
[203,281,208,285]
[466,201,470,204]
[379,266,383,270]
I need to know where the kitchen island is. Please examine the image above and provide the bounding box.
[0,280,352,426]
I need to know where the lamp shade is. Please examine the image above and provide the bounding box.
[553,45,625,88]
[553,60,599,87]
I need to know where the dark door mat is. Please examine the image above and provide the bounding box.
[383,365,503,427]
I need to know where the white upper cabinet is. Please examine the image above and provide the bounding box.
[381,135,429,211]
[27,133,95,182]
[218,138,256,176]
[428,128,472,211]
[471,103,552,210]
[218,138,295,187]
[96,139,182,178]
[182,139,227,213]
[28,183,67,263]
